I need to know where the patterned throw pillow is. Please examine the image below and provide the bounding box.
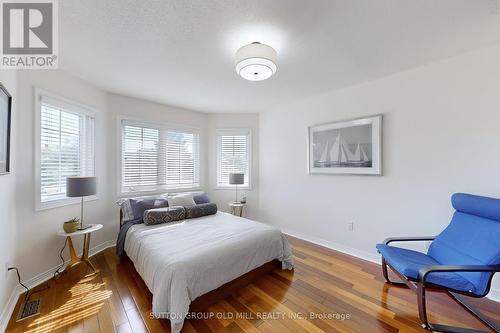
[185,203,218,219]
[143,206,186,225]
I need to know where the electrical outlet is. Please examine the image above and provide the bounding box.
[347,222,354,232]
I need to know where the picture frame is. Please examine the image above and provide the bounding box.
[0,83,12,175]
[308,114,382,175]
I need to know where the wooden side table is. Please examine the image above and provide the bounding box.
[57,224,103,276]
[228,202,246,217]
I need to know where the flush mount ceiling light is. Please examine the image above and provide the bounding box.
[235,42,277,81]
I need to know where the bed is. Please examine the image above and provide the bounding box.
[122,211,294,333]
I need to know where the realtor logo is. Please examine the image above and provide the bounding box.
[1,0,58,69]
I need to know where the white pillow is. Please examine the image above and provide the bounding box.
[167,193,195,207]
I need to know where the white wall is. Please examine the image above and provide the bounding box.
[14,70,113,281]
[259,44,500,298]
[0,70,17,322]
[207,113,259,219]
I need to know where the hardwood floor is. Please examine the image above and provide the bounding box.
[5,236,500,333]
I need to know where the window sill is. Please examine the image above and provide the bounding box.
[118,186,203,198]
[215,185,252,191]
[36,195,99,211]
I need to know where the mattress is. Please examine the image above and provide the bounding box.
[124,211,294,332]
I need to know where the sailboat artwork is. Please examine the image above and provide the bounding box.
[315,133,372,168]
[308,115,382,175]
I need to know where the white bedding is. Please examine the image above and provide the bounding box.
[124,211,294,332]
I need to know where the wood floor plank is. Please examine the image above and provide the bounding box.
[5,237,500,333]
[101,276,129,327]
[66,321,84,333]
[115,322,133,333]
[254,276,359,333]
[82,314,99,333]
[97,300,117,333]
[124,307,148,333]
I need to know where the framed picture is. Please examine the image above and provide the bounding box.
[308,114,382,175]
[0,83,12,175]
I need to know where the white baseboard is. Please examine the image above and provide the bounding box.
[0,288,20,333]
[282,227,500,303]
[488,289,500,303]
[282,227,381,264]
[0,240,116,333]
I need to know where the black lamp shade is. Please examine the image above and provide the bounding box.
[229,173,244,185]
[66,176,97,197]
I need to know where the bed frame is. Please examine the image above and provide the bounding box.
[118,211,283,312]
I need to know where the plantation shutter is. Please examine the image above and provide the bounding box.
[217,130,250,186]
[120,120,199,192]
[121,123,160,190]
[40,99,94,203]
[165,130,199,188]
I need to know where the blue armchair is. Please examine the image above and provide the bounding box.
[377,193,500,333]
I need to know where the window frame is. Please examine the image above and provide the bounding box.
[118,116,201,196]
[215,128,252,190]
[34,88,97,211]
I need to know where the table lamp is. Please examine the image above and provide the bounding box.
[229,173,244,203]
[66,176,97,230]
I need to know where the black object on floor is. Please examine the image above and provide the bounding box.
[16,299,41,322]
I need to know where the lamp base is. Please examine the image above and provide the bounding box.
[77,224,92,231]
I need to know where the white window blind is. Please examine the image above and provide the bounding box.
[122,125,160,188]
[121,120,200,193]
[38,95,95,205]
[165,130,199,188]
[217,129,250,187]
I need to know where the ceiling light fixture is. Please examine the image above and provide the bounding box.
[235,42,277,81]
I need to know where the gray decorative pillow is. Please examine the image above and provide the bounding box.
[193,192,211,204]
[185,203,218,219]
[131,197,168,221]
[116,193,168,223]
[143,206,185,225]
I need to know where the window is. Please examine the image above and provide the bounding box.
[122,125,159,189]
[35,90,95,210]
[120,120,200,193]
[165,130,199,188]
[216,129,251,188]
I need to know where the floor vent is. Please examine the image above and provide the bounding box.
[16,299,41,322]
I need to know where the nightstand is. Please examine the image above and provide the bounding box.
[228,202,246,217]
[57,223,103,276]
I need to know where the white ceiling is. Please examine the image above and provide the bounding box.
[60,0,500,113]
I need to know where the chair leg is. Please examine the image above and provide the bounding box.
[382,259,498,333]
[416,283,498,333]
[382,258,407,286]
[382,258,389,281]
[417,282,430,329]
[449,292,500,333]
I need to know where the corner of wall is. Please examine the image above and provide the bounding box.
[0,69,18,332]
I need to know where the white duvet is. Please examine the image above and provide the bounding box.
[124,211,294,332]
